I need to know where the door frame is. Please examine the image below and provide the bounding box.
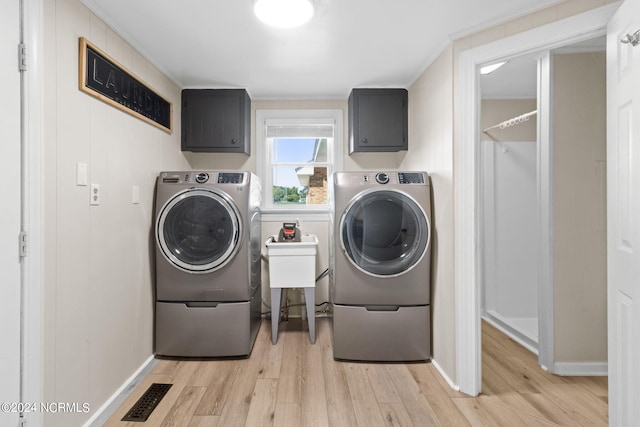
[22,0,44,425]
[454,3,618,396]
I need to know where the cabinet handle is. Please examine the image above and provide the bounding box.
[362,138,368,144]
[231,139,237,144]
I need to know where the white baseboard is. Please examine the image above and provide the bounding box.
[431,358,460,392]
[551,361,608,376]
[83,355,158,427]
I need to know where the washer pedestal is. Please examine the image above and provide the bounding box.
[333,304,430,361]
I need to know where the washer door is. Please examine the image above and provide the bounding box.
[340,189,429,277]
[156,188,242,273]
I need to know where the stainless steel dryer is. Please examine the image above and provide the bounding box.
[154,171,261,357]
[330,171,431,361]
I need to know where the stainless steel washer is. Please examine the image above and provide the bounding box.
[330,171,432,361]
[154,171,261,357]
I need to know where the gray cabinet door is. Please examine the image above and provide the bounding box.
[349,88,408,153]
[182,89,250,154]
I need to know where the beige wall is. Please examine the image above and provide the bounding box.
[552,51,607,363]
[43,0,188,425]
[401,45,455,376]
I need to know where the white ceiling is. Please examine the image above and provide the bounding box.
[80,0,564,99]
[479,35,607,99]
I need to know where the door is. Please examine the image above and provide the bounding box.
[340,189,429,276]
[156,188,242,273]
[0,0,22,425]
[607,0,640,424]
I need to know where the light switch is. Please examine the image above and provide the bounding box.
[132,186,140,204]
[76,162,88,186]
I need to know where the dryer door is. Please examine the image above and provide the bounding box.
[340,189,429,277]
[157,188,242,273]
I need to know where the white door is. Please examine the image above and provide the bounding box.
[0,0,23,426]
[607,0,640,425]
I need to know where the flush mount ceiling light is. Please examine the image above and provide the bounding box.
[254,0,315,28]
[480,61,508,75]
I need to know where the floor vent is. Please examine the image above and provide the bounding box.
[121,383,172,422]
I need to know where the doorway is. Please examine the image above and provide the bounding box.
[453,5,616,395]
[476,35,608,386]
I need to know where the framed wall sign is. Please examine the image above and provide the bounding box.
[78,37,173,134]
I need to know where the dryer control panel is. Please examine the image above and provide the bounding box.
[356,171,428,185]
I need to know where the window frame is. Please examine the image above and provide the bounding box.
[256,109,343,214]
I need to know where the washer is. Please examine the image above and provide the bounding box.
[154,171,261,357]
[330,171,431,361]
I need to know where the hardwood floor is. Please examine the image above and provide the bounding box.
[104,319,608,426]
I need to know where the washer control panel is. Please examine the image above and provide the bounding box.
[160,171,246,185]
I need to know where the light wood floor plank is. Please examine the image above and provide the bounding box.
[318,319,359,427]
[273,403,301,427]
[244,378,278,426]
[519,391,589,427]
[387,364,441,426]
[276,320,303,404]
[367,364,403,404]
[160,386,206,427]
[301,332,330,426]
[408,363,471,427]
[379,402,413,427]
[453,397,500,427]
[344,363,388,427]
[257,320,285,379]
[187,415,220,427]
[193,360,239,416]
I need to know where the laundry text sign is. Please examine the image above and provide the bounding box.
[78,37,172,133]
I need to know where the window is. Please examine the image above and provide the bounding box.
[256,110,343,212]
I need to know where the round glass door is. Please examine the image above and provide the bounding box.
[340,189,429,277]
[157,188,242,273]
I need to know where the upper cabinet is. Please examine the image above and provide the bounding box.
[181,89,251,155]
[348,88,408,153]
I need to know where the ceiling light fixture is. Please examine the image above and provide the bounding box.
[480,61,508,75]
[254,0,315,28]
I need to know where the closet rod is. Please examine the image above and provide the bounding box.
[483,110,537,133]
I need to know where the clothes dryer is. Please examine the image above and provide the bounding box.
[154,171,261,357]
[330,171,431,361]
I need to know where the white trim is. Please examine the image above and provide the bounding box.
[431,359,460,392]
[455,3,619,397]
[551,362,608,377]
[84,356,158,427]
[536,51,555,373]
[256,109,343,212]
[23,0,44,425]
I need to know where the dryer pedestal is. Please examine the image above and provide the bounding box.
[332,304,431,362]
[155,287,261,358]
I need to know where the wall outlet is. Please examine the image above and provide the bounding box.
[90,183,100,205]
